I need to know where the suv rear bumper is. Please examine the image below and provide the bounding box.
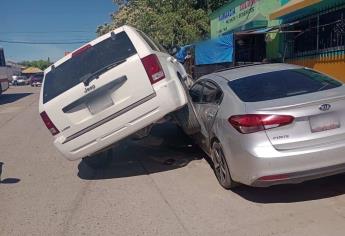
[54,78,187,160]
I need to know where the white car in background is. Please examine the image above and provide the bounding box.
[39,25,189,162]
[12,75,29,86]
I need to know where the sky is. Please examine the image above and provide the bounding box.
[0,0,117,62]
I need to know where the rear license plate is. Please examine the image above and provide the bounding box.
[86,93,114,115]
[309,113,340,133]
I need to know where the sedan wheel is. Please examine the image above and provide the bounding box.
[212,141,238,189]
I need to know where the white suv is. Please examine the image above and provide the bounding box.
[39,25,188,161]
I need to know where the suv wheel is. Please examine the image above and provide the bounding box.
[131,125,153,140]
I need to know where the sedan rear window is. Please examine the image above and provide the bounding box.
[43,31,137,103]
[229,68,342,102]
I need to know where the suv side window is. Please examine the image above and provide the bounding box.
[189,81,204,103]
[137,31,160,51]
[201,81,223,104]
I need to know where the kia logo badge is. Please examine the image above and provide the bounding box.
[319,104,331,111]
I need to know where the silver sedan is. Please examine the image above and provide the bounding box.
[185,64,345,189]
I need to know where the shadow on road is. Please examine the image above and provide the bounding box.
[78,122,205,180]
[0,93,33,105]
[233,173,345,204]
[77,122,345,204]
[1,178,21,184]
[0,162,21,185]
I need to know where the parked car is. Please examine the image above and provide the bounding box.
[183,63,345,189]
[0,77,9,95]
[12,75,29,86]
[11,75,19,85]
[39,25,189,161]
[30,74,44,87]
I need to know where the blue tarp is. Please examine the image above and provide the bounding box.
[175,45,192,63]
[195,34,233,65]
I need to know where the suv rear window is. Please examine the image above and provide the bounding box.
[43,31,137,103]
[229,68,342,102]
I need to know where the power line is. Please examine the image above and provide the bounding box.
[0,39,89,45]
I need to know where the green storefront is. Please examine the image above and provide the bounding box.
[269,0,345,82]
[210,0,287,62]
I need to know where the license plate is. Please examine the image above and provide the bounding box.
[309,113,340,133]
[86,93,114,115]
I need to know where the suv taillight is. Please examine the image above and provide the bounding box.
[141,54,165,84]
[229,114,294,134]
[40,111,60,136]
[72,44,92,57]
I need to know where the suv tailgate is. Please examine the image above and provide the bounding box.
[42,30,155,141]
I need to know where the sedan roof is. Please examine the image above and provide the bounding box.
[214,63,303,81]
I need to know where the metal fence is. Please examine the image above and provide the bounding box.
[284,4,345,60]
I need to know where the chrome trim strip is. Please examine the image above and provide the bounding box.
[252,162,345,187]
[260,94,345,111]
[62,93,156,144]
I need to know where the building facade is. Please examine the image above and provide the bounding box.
[270,0,345,82]
[210,0,286,63]
[210,0,345,82]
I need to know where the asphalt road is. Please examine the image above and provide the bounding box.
[2,86,345,236]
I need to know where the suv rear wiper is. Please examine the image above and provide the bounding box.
[82,59,127,86]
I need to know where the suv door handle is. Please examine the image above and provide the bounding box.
[167,56,177,64]
[206,112,216,119]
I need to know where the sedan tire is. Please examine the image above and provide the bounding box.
[211,141,238,189]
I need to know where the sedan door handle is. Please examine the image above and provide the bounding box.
[207,112,216,119]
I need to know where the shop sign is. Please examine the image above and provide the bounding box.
[211,0,281,38]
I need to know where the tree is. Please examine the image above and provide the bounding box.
[195,0,231,12]
[112,0,230,12]
[20,59,52,70]
[97,0,231,49]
